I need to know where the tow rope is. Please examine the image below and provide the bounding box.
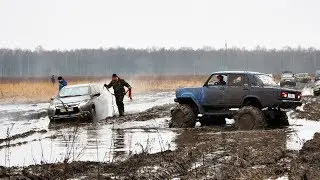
[104,87,132,101]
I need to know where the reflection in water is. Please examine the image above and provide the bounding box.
[110,129,126,161]
[0,118,176,166]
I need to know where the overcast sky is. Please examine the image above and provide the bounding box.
[0,0,319,50]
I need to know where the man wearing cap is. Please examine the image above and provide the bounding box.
[214,75,226,85]
[104,74,132,116]
[58,76,68,91]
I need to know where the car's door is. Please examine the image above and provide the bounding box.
[202,74,228,107]
[90,85,103,117]
[223,74,249,107]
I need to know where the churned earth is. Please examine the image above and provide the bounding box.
[1,85,320,179]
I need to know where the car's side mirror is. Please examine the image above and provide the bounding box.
[92,93,101,97]
[50,96,55,101]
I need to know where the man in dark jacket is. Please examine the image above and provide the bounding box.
[58,76,68,91]
[104,74,132,116]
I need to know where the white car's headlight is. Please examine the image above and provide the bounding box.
[79,99,90,107]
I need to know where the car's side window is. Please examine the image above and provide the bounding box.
[207,74,228,86]
[228,74,248,86]
[91,85,99,95]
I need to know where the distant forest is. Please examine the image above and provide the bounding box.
[0,46,320,77]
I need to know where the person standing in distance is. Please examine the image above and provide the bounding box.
[104,74,132,116]
[58,76,68,91]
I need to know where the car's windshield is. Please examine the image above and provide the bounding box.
[255,74,278,86]
[59,86,90,97]
[282,73,293,78]
[296,73,308,77]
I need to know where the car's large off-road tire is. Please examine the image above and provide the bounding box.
[234,106,266,130]
[169,104,196,128]
[264,110,289,127]
[199,115,226,126]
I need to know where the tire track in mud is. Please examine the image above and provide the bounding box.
[0,129,47,145]
[105,104,175,123]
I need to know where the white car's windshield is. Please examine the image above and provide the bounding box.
[255,74,278,86]
[59,86,90,97]
[297,73,307,77]
[282,73,293,78]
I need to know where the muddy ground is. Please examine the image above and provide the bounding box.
[293,96,320,120]
[1,89,320,179]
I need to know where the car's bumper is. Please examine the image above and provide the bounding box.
[280,81,296,86]
[278,100,302,108]
[296,79,310,83]
[49,111,92,121]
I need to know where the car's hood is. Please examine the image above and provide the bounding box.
[281,77,295,80]
[52,95,90,105]
[176,87,202,100]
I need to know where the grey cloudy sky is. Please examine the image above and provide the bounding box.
[0,0,319,50]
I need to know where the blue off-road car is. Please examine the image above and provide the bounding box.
[169,71,302,130]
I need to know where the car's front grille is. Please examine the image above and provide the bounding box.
[55,106,79,115]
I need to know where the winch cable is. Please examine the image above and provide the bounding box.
[56,96,71,118]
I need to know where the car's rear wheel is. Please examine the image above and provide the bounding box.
[234,106,266,130]
[169,104,196,128]
[199,115,226,126]
[264,109,289,127]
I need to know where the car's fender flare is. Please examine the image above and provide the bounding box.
[175,93,205,114]
[242,95,263,107]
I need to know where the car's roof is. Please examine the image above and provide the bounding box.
[64,83,96,88]
[212,71,263,75]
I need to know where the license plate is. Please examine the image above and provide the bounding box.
[288,94,295,98]
[60,107,73,112]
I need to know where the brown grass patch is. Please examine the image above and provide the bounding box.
[0,75,207,104]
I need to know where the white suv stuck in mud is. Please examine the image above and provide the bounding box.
[48,84,114,121]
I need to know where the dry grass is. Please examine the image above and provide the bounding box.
[0,75,207,104]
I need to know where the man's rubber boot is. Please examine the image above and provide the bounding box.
[119,110,124,116]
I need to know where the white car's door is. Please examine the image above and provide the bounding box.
[93,85,114,118]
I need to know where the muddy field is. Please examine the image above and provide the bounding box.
[1,84,320,179]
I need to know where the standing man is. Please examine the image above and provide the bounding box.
[51,75,56,86]
[58,76,68,91]
[104,74,132,116]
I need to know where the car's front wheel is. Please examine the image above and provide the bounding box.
[169,104,196,128]
[234,106,266,130]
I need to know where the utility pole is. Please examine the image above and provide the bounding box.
[27,54,30,76]
[225,41,227,70]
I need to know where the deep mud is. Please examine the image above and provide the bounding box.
[293,96,320,120]
[105,104,174,123]
[290,132,320,180]
[0,129,297,179]
[2,87,320,179]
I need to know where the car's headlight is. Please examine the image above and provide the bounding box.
[79,99,90,107]
[49,104,56,110]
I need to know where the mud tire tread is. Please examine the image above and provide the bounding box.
[169,104,196,128]
[234,106,265,130]
[265,110,289,127]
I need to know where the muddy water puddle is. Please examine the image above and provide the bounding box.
[0,117,176,167]
[0,92,176,167]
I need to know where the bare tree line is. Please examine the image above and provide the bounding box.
[0,46,319,77]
